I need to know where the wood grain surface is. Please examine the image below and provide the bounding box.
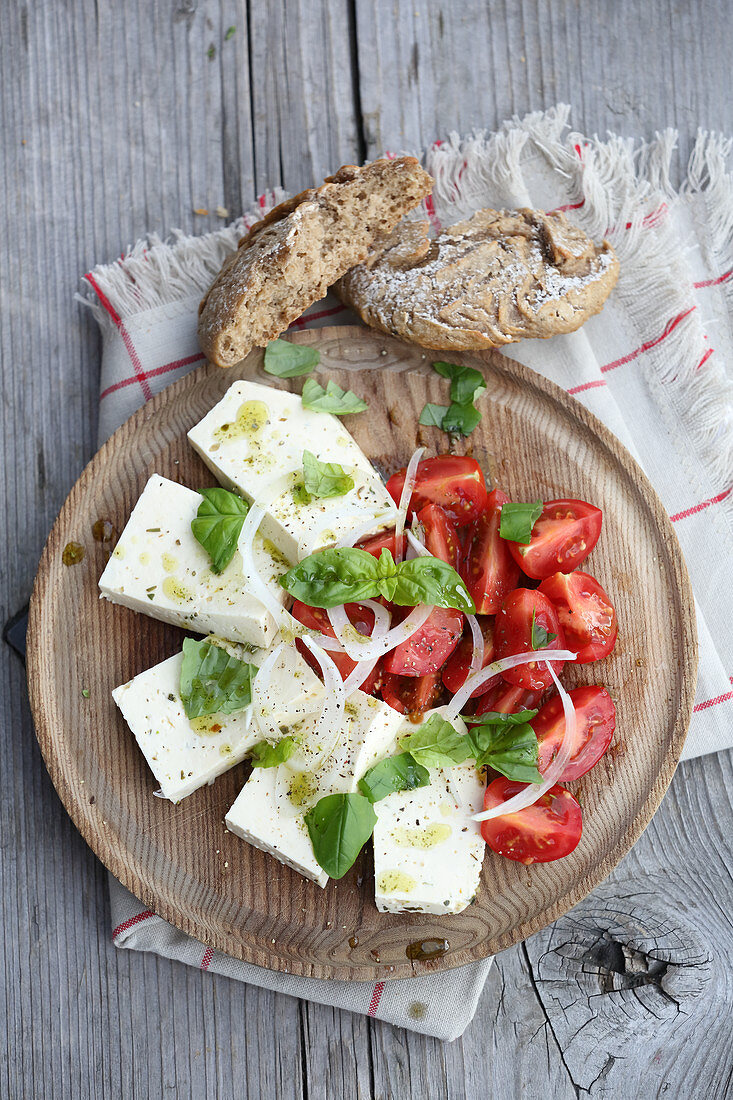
[3,1,732,1096]
[27,327,696,980]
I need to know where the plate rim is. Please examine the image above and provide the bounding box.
[26,325,698,980]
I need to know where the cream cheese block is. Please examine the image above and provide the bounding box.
[113,641,321,803]
[187,379,395,560]
[225,689,404,887]
[373,713,486,915]
[99,474,291,647]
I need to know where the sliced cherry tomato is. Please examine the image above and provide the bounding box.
[291,600,382,693]
[481,778,582,864]
[533,686,615,781]
[442,616,496,697]
[356,527,407,560]
[461,489,521,613]
[381,672,443,717]
[493,589,566,691]
[418,503,461,568]
[507,499,603,580]
[474,681,544,716]
[386,456,488,527]
[384,606,464,676]
[538,570,618,662]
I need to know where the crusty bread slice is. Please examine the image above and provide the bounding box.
[337,207,619,350]
[197,158,433,367]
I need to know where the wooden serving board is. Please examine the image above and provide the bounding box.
[27,327,697,980]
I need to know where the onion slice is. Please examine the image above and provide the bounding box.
[394,447,425,563]
[237,503,290,627]
[286,636,346,771]
[251,642,286,740]
[327,602,433,662]
[334,510,399,550]
[444,649,577,721]
[465,614,485,679]
[341,657,380,696]
[405,529,432,558]
[472,661,577,823]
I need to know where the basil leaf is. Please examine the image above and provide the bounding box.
[279,547,380,608]
[465,709,538,727]
[375,546,398,602]
[392,556,476,614]
[466,722,543,783]
[302,449,354,499]
[358,752,430,803]
[399,714,473,768]
[179,638,256,719]
[432,361,486,406]
[191,487,249,574]
[263,338,319,377]
[305,792,377,878]
[249,736,298,768]
[419,402,449,429]
[301,378,368,415]
[499,500,543,544]
[531,609,557,650]
[441,402,482,437]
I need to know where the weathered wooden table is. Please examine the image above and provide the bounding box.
[2,3,732,1097]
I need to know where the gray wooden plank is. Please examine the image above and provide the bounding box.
[2,0,733,1097]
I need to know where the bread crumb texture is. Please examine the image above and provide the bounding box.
[337,208,619,350]
[197,158,433,367]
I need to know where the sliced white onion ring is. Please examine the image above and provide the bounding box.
[334,510,399,550]
[237,503,290,627]
[405,529,432,558]
[394,447,425,563]
[341,657,380,696]
[327,602,433,662]
[288,636,346,771]
[472,661,577,823]
[251,642,286,739]
[466,614,485,679]
[444,649,577,721]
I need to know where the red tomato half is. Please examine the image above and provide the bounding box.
[539,571,618,662]
[481,778,582,864]
[418,503,461,568]
[507,499,603,580]
[386,456,488,527]
[381,672,443,717]
[461,489,521,614]
[442,617,496,697]
[384,606,464,676]
[356,528,406,560]
[474,681,544,716]
[533,685,616,781]
[291,600,382,693]
[493,589,566,691]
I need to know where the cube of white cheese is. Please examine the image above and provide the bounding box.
[113,642,321,803]
[225,690,404,887]
[187,379,395,560]
[373,715,486,915]
[99,474,290,647]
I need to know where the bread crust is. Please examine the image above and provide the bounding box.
[197,158,433,367]
[336,208,619,350]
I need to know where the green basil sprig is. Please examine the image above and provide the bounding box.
[530,609,557,651]
[191,487,250,574]
[249,736,298,768]
[304,792,377,879]
[398,710,542,783]
[419,361,486,438]
[264,338,320,377]
[358,752,430,802]
[179,638,257,719]
[302,450,354,499]
[499,500,543,544]
[301,378,368,415]
[279,546,475,613]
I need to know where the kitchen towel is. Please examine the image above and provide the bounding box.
[81,105,733,1040]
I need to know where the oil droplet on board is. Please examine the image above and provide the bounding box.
[62,542,85,566]
[405,938,450,962]
[348,935,359,949]
[92,518,117,544]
